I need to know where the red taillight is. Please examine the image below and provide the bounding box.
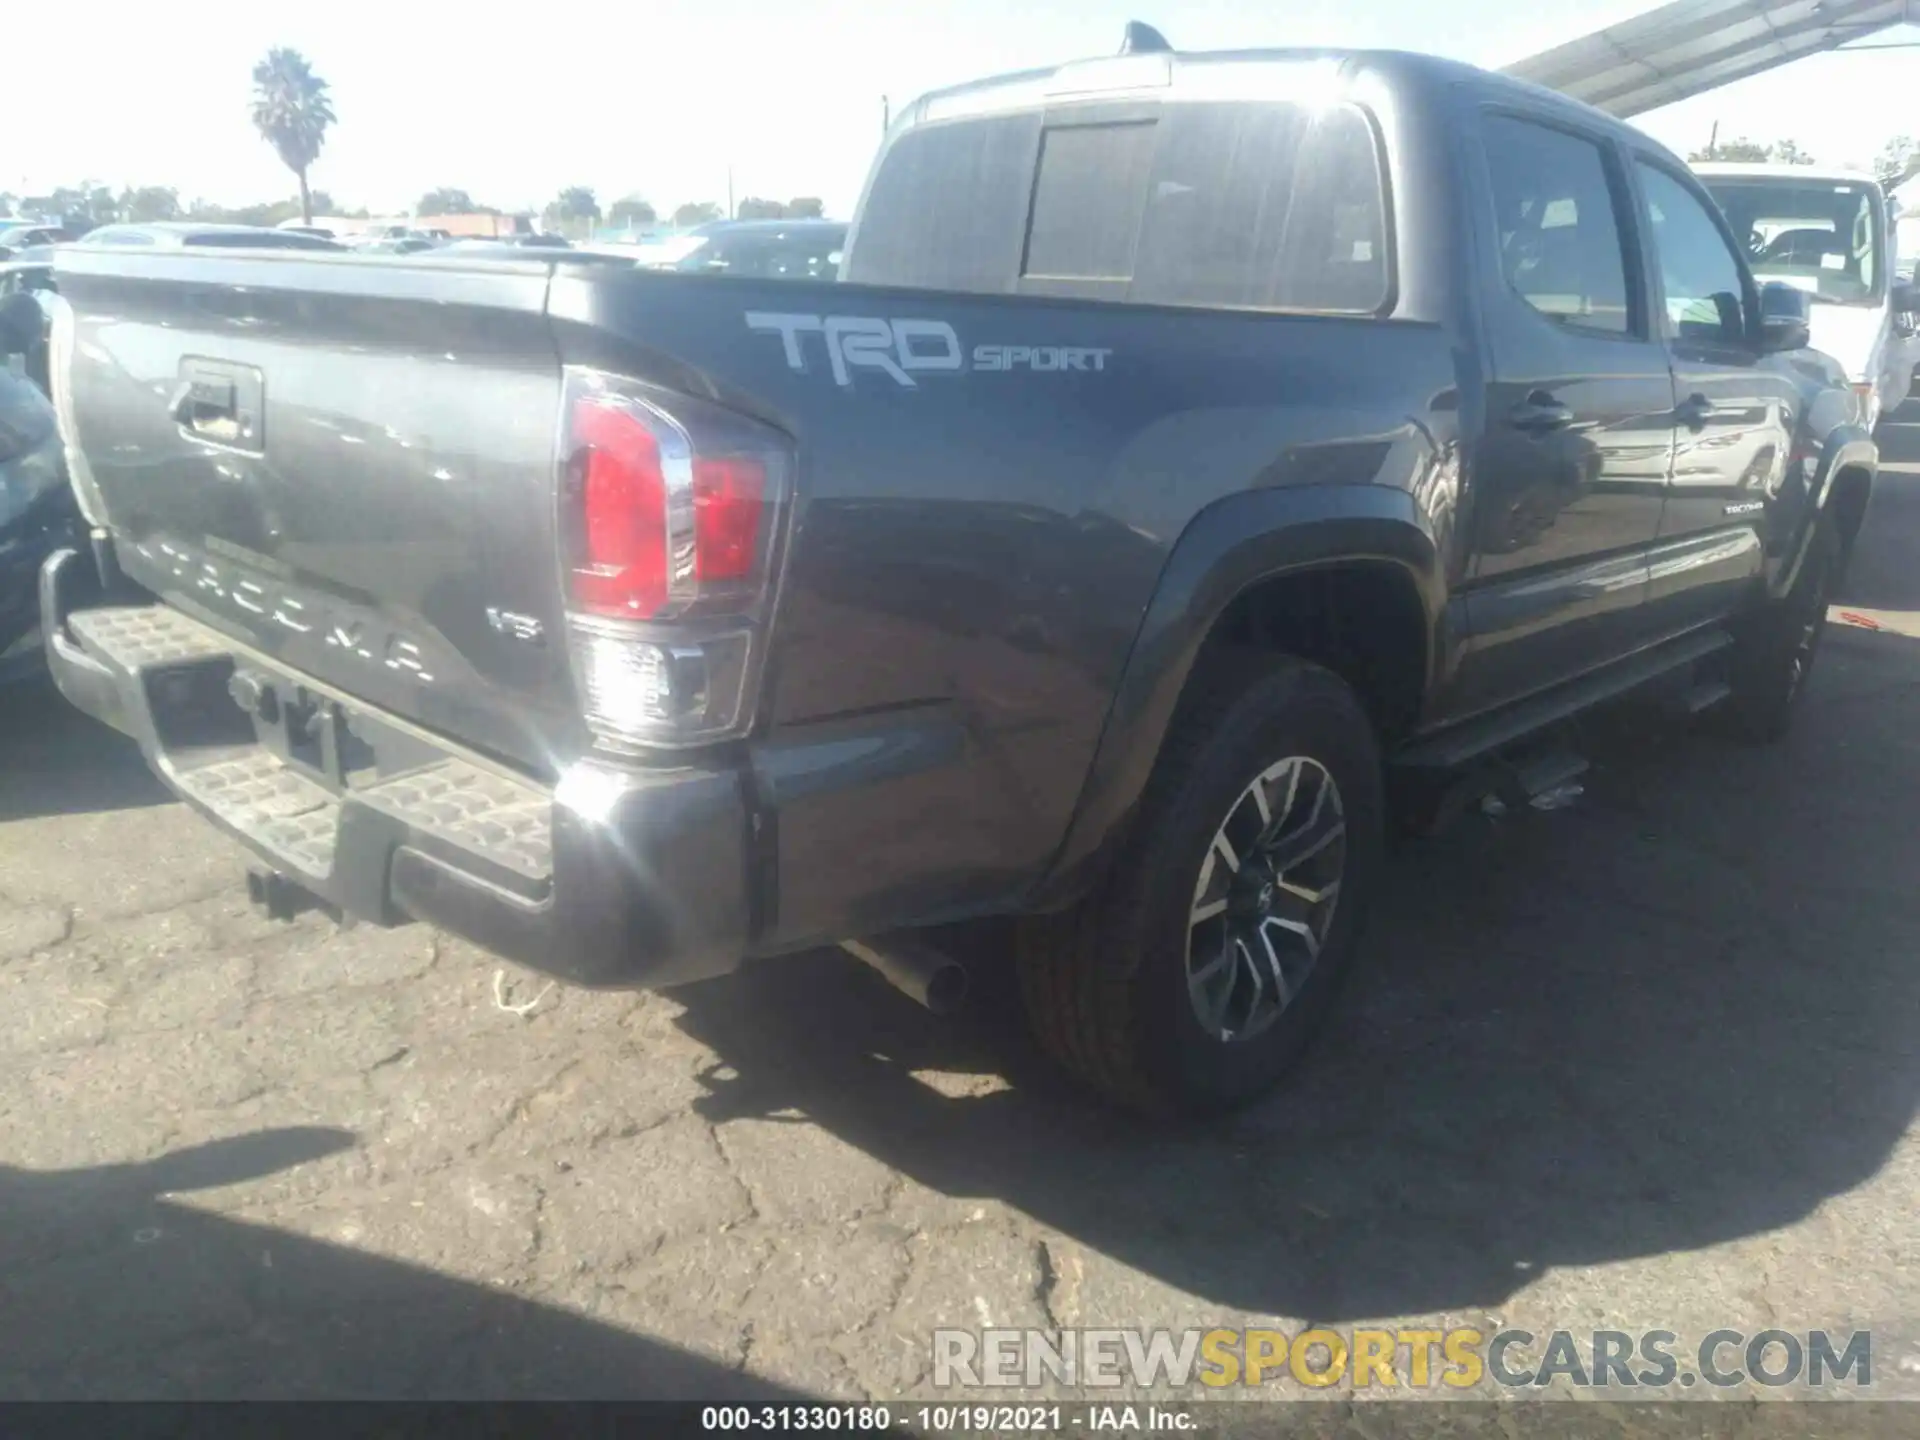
[566,394,770,617]
[559,370,790,749]
[692,457,765,583]
[571,399,668,618]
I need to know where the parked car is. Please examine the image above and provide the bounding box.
[79,223,346,251]
[0,222,78,256]
[358,235,441,254]
[485,232,572,249]
[41,44,1875,1113]
[649,219,847,280]
[0,247,57,294]
[1696,164,1920,430]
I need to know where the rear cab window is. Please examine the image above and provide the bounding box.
[846,67,1393,317]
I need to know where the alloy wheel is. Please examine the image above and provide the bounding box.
[1185,755,1346,1043]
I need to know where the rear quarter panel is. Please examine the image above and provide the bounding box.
[550,272,1459,944]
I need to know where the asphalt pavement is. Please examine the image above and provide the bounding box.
[2,409,1918,1409]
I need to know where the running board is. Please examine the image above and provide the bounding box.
[1396,628,1733,771]
[1682,677,1733,714]
[1495,746,1589,806]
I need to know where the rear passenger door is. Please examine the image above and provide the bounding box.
[1452,111,1677,717]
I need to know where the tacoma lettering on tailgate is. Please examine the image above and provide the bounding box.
[128,536,438,684]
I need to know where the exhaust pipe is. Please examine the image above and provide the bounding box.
[842,936,970,1014]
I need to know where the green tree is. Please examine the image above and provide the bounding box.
[672,200,723,227]
[250,48,336,225]
[1767,138,1815,166]
[45,183,119,227]
[184,190,339,227]
[608,195,657,228]
[735,196,785,220]
[785,196,825,219]
[544,186,600,237]
[418,187,482,216]
[119,186,182,223]
[1689,137,1771,163]
[1876,135,1919,188]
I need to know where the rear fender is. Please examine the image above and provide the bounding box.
[1029,484,1443,908]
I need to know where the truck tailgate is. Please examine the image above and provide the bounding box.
[54,249,577,774]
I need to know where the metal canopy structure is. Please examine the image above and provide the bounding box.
[1503,0,1919,118]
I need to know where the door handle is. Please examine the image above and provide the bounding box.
[1675,393,1715,430]
[1508,393,1574,433]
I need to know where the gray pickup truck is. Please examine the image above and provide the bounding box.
[39,42,1875,1113]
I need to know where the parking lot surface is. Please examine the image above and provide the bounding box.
[3,413,1919,1405]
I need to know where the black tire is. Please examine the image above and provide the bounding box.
[1719,513,1839,744]
[1017,655,1385,1115]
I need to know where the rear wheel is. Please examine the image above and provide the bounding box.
[1718,514,1838,743]
[1017,656,1384,1114]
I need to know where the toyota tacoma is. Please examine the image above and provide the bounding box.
[38,41,1875,1112]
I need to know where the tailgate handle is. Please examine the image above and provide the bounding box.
[170,378,236,426]
[169,359,263,449]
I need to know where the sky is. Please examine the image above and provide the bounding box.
[5,0,1917,221]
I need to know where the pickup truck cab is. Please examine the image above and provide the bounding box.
[1695,163,1920,431]
[40,44,1874,1113]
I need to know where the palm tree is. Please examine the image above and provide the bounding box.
[250,48,335,225]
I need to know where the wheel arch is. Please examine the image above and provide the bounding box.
[1781,425,1876,599]
[1029,484,1445,909]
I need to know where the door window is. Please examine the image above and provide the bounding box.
[1636,162,1751,345]
[1480,115,1633,335]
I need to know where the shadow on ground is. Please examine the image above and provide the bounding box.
[673,460,1920,1323]
[0,673,168,823]
[7,413,1916,1385]
[0,1128,814,1400]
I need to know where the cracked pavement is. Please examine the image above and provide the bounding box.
[2,415,1918,1405]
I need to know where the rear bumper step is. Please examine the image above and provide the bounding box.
[41,548,751,989]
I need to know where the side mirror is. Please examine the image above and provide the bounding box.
[1892,281,1919,322]
[1757,281,1811,353]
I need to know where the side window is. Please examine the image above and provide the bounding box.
[1635,162,1750,345]
[1480,115,1633,335]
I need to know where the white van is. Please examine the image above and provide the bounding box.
[1696,163,1920,430]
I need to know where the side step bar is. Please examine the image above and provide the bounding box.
[1395,627,1733,772]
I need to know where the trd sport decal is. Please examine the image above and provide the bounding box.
[745,312,1112,389]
